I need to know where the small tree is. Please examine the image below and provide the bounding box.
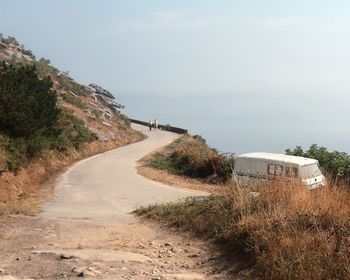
[0,64,60,155]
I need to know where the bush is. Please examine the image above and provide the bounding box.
[0,64,60,171]
[5,138,29,172]
[118,113,131,127]
[62,93,86,109]
[54,109,97,151]
[0,63,60,139]
[286,144,350,184]
[0,63,97,172]
[147,136,234,184]
[56,73,88,97]
[33,58,57,79]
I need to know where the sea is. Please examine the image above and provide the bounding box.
[122,93,350,156]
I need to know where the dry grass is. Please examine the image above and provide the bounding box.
[140,135,234,184]
[0,194,42,216]
[137,136,223,193]
[136,182,350,280]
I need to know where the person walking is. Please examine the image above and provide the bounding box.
[154,119,158,130]
[149,120,153,131]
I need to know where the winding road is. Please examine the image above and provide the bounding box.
[41,124,202,223]
[0,124,232,280]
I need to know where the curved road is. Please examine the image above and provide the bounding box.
[41,124,203,223]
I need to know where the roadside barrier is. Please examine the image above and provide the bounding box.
[129,118,188,134]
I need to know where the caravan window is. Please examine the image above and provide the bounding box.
[268,164,283,176]
[275,165,283,176]
[285,167,298,178]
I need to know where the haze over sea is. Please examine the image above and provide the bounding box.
[122,93,348,155]
[1,1,350,155]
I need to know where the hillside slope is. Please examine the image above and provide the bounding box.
[0,35,143,205]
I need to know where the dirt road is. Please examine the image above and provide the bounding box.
[0,125,240,280]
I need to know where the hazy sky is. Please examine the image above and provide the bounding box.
[1,1,350,153]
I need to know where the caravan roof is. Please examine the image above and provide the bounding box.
[237,152,317,166]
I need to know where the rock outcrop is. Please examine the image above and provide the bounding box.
[0,35,129,142]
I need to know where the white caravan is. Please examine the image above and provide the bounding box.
[233,152,326,189]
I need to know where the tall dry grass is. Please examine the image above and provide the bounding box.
[137,181,350,279]
[233,182,350,279]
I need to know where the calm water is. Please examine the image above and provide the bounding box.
[122,93,350,155]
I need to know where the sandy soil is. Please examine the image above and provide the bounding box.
[137,166,224,195]
[0,214,250,280]
[0,125,249,280]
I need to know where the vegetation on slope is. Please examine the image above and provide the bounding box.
[286,144,350,184]
[136,182,350,280]
[139,137,350,279]
[0,63,96,173]
[145,135,234,184]
[0,34,143,207]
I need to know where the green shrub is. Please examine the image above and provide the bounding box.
[118,114,131,127]
[5,138,29,172]
[148,153,180,173]
[147,136,234,184]
[286,144,350,184]
[56,74,88,97]
[0,63,60,171]
[54,109,97,151]
[62,93,86,109]
[0,63,60,139]
[0,63,98,172]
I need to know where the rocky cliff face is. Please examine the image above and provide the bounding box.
[0,35,133,143]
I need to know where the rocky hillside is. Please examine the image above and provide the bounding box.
[0,34,133,143]
[0,34,142,204]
